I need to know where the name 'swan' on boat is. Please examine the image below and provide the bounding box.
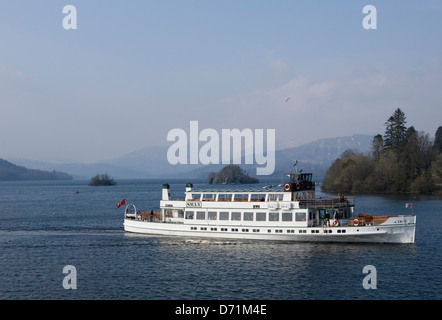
[123,173,416,244]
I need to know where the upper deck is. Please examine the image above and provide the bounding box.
[161,177,355,211]
[135,176,356,228]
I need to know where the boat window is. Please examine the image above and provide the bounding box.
[268,194,282,201]
[219,212,229,220]
[295,212,306,222]
[185,211,194,219]
[202,193,216,201]
[164,209,173,217]
[234,194,249,201]
[243,212,253,221]
[231,212,241,221]
[191,193,201,200]
[208,211,217,220]
[177,210,184,218]
[196,211,206,220]
[218,193,231,201]
[269,212,279,221]
[256,212,266,221]
[282,212,292,221]
[319,209,326,220]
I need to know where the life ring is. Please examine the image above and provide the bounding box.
[333,219,340,227]
[353,219,359,226]
[284,183,291,191]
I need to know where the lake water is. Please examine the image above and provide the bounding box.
[0,179,440,300]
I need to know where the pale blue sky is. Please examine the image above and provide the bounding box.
[1,1,441,163]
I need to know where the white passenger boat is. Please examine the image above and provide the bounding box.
[123,173,416,244]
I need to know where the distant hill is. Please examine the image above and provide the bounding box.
[273,134,374,177]
[0,158,72,181]
[7,158,146,180]
[10,134,373,179]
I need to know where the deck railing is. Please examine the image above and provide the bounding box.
[298,197,355,208]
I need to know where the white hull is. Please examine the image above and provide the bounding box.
[124,216,416,244]
[123,176,417,244]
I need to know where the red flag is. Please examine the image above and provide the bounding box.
[405,203,412,208]
[116,199,126,208]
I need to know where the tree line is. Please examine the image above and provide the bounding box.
[321,108,442,194]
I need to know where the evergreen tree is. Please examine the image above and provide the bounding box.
[433,126,442,155]
[371,134,383,161]
[383,108,407,151]
[405,126,417,142]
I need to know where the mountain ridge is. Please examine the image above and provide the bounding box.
[9,134,373,179]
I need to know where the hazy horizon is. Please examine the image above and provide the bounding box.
[6,132,374,165]
[1,1,441,164]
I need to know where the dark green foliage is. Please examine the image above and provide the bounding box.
[321,152,375,193]
[383,108,407,151]
[207,165,259,184]
[371,134,383,161]
[322,109,441,194]
[433,126,442,155]
[88,173,116,186]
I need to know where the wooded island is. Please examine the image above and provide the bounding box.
[207,164,259,184]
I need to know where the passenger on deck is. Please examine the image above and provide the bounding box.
[149,210,154,222]
[340,194,346,203]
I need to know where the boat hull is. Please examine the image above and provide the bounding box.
[123,218,416,244]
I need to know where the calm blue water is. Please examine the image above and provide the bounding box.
[0,179,440,300]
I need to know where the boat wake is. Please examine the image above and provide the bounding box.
[184,239,239,245]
